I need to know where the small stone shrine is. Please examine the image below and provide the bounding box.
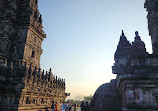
[0,0,67,111]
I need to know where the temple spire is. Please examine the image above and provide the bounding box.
[114,30,131,63]
[134,31,142,42]
[135,31,139,37]
[117,30,131,48]
[131,31,147,57]
[122,30,124,36]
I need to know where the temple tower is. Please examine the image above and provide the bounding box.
[0,1,67,111]
[0,0,46,68]
[113,30,131,74]
[145,0,158,55]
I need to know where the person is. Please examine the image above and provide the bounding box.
[80,101,85,111]
[68,103,72,111]
[66,101,69,111]
[51,101,55,111]
[55,102,58,111]
[84,101,89,111]
[61,102,66,111]
[73,102,77,111]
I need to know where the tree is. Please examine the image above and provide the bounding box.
[66,99,81,106]
[83,95,93,103]
[66,99,74,104]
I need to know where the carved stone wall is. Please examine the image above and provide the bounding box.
[0,61,66,111]
[0,0,46,68]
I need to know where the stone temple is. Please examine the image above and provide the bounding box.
[89,0,158,111]
[0,0,67,111]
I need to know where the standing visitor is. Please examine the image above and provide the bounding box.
[61,102,66,111]
[73,102,77,111]
[55,102,58,111]
[51,101,55,111]
[66,101,69,111]
[85,101,89,111]
[69,103,72,111]
[80,101,85,111]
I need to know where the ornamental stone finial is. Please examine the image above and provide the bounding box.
[39,14,42,24]
[42,70,44,78]
[135,31,139,37]
[38,68,41,79]
[122,30,124,36]
[49,68,52,72]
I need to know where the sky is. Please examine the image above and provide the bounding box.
[38,0,152,100]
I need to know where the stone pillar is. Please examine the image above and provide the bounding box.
[145,0,158,55]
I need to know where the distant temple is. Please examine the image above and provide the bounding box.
[0,0,67,111]
[89,0,158,111]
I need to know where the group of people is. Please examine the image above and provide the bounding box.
[61,101,77,111]
[51,101,77,111]
[80,101,89,111]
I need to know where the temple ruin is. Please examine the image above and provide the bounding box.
[89,0,158,111]
[0,0,67,110]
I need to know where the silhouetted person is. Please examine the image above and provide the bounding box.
[85,101,89,111]
[74,102,77,111]
[80,101,85,111]
[51,101,55,111]
[69,103,72,111]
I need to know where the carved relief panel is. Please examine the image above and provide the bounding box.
[27,29,42,49]
[125,88,158,107]
[23,28,43,67]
